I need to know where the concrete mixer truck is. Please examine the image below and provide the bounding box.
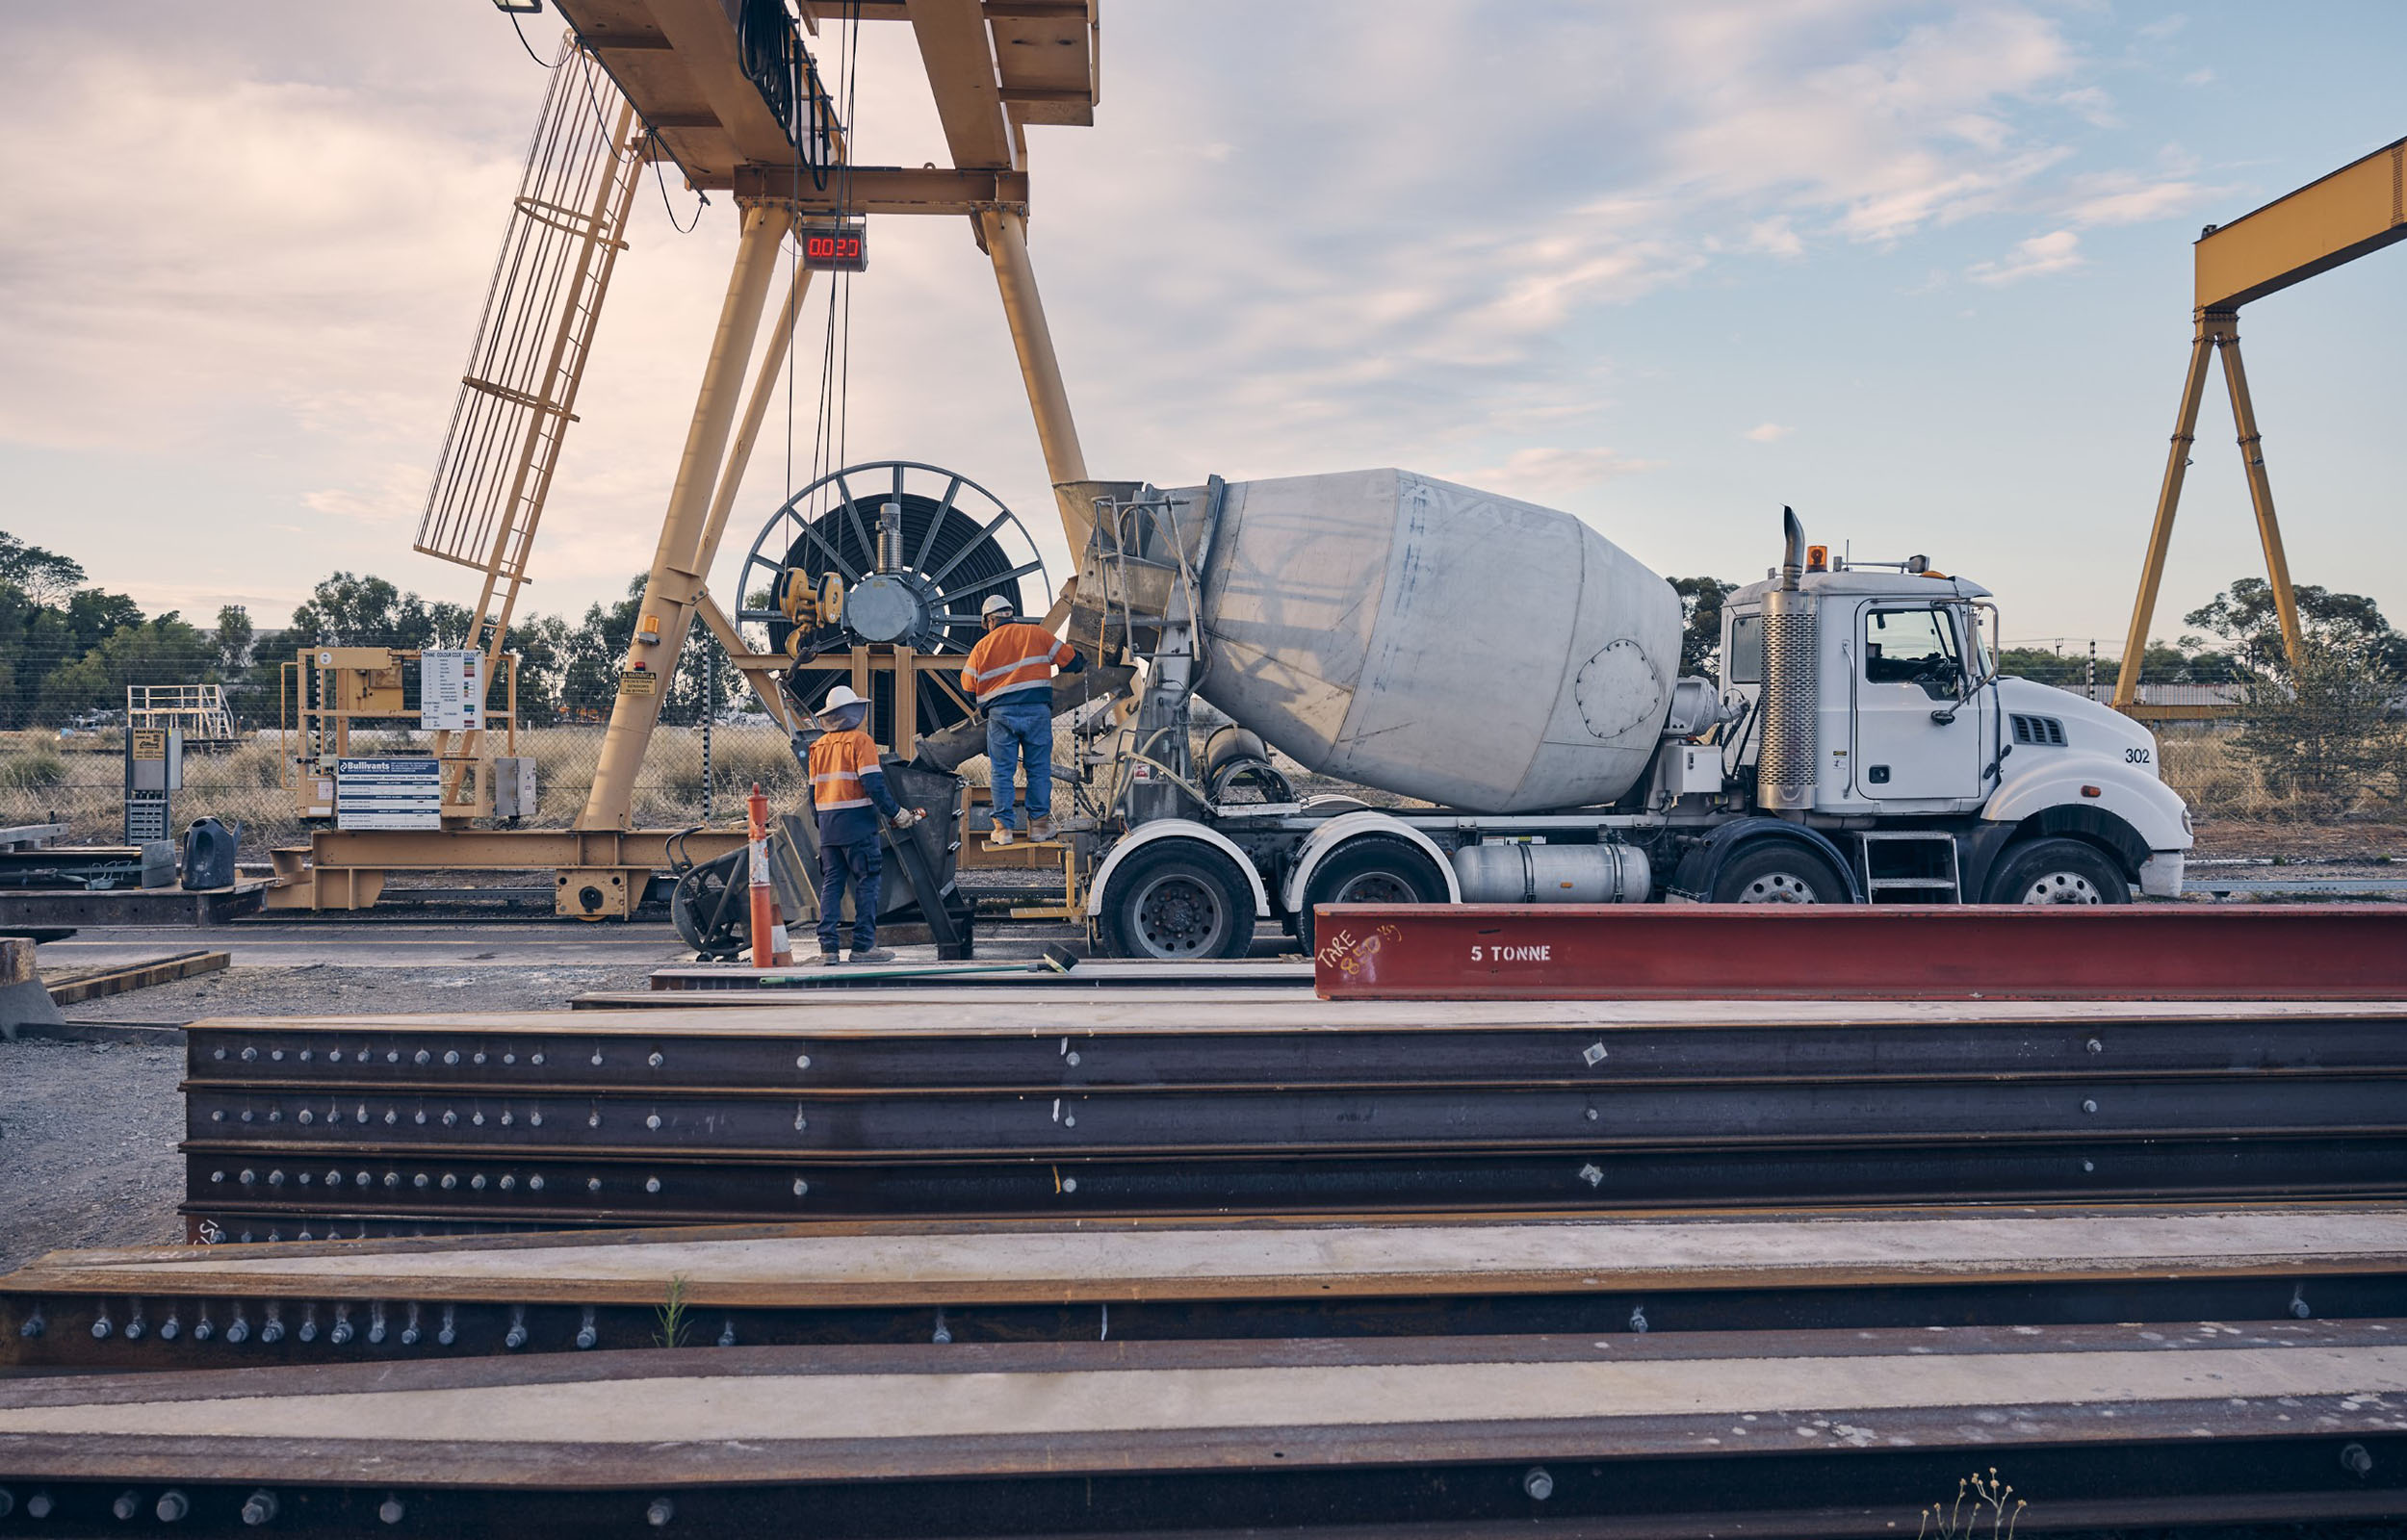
[1048,469,2190,960]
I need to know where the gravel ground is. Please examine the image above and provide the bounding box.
[0,1038,186,1272]
[2190,818,2407,861]
[5,956,663,1271]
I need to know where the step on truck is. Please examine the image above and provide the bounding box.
[1049,469,2189,960]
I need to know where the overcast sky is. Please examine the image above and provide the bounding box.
[1,2,2400,651]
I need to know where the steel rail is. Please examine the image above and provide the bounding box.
[174,1135,2407,1239]
[173,1004,2407,1236]
[12,1206,2407,1372]
[1,1324,2403,1534]
[181,1012,2407,1091]
[177,1075,2407,1158]
[1310,902,2407,1000]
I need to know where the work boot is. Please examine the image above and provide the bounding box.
[847,947,897,964]
[1029,816,1055,843]
[811,950,842,966]
[991,823,1015,846]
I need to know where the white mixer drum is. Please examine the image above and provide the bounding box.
[1194,469,1680,812]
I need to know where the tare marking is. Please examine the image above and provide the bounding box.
[1470,943,1553,962]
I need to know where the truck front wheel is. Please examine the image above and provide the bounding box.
[1098,841,1258,960]
[1710,842,1848,904]
[1984,837,2130,905]
[1297,835,1451,950]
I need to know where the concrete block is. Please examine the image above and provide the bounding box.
[0,937,65,1040]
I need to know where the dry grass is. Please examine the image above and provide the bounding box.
[2,717,2389,853]
[0,725,812,853]
[2156,723,2407,823]
[2156,728,2276,817]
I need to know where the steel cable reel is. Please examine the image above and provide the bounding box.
[736,461,1049,747]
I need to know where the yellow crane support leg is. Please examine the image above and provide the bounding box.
[2114,136,2402,708]
[577,202,792,846]
[2213,324,2307,671]
[980,207,1092,552]
[2111,311,2307,708]
[2112,316,2218,710]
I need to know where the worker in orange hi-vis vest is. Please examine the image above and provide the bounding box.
[960,593,1086,843]
[805,685,923,964]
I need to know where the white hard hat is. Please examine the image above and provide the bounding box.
[820,684,867,712]
[980,594,1014,617]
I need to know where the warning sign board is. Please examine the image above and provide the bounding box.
[336,757,443,831]
[420,651,484,731]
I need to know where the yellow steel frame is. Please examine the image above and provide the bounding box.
[272,2,1100,915]
[278,649,520,823]
[2113,136,2407,710]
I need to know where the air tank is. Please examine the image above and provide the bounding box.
[1182,469,1682,812]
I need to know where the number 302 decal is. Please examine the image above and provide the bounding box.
[2125,747,2152,764]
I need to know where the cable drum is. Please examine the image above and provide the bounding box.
[735,461,1048,746]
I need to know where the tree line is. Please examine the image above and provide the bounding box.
[0,528,744,731]
[1669,571,2406,686]
[1669,570,2407,808]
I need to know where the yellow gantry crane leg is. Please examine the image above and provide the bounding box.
[2112,136,2406,709]
[578,202,795,838]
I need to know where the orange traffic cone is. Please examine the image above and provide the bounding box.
[763,897,795,967]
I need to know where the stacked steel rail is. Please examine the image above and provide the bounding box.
[11,1206,2407,1371]
[7,1210,2407,1532]
[15,903,2407,1534]
[177,995,2407,1241]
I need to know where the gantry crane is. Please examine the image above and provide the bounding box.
[270,0,1101,914]
[2112,135,2407,711]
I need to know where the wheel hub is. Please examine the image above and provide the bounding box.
[1737,873,1818,904]
[1333,873,1413,905]
[1135,874,1224,957]
[2021,871,2103,905]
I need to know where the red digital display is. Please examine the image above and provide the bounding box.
[801,227,868,272]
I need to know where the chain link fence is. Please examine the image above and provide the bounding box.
[7,692,2400,855]
[0,723,810,857]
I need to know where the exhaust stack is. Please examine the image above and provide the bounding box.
[1756,506,1818,813]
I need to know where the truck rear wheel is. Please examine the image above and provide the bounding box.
[1984,836,2130,905]
[1297,835,1451,950]
[1097,841,1257,960]
[1710,842,1848,904]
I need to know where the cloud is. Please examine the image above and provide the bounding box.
[2183,67,2216,87]
[1744,423,1794,444]
[2056,87,2120,129]
[2137,15,2189,41]
[1472,447,1663,499]
[2064,173,2206,227]
[0,0,2265,629]
[1743,218,1805,258]
[1967,229,2083,284]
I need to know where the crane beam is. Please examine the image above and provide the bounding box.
[2196,137,2407,310]
[2113,136,2401,711]
[728,164,1026,210]
[905,0,1019,170]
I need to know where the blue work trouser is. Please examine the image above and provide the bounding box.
[984,697,1053,829]
[815,838,881,955]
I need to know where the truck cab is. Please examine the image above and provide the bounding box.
[1715,550,2190,904]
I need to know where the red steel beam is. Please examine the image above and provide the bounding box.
[1312,903,2407,1001]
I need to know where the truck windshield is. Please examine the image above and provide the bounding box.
[1864,606,1960,697]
